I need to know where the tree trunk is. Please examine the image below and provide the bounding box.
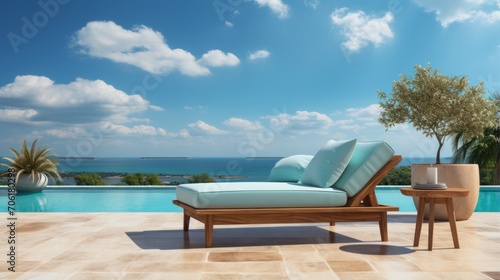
[436,140,443,164]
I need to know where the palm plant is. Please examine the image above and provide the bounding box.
[1,139,62,184]
[452,92,500,184]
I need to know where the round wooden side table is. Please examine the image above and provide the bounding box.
[400,187,470,251]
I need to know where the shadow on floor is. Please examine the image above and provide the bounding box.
[126,225,366,249]
[388,214,418,223]
[389,214,468,224]
[340,244,415,255]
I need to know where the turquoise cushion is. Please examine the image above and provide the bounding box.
[268,155,314,182]
[333,141,394,197]
[300,139,357,188]
[176,182,347,208]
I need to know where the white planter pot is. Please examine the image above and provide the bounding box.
[16,173,48,193]
[411,164,479,221]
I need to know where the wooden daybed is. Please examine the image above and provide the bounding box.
[173,155,402,247]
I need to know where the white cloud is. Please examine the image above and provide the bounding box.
[0,109,37,123]
[339,124,363,131]
[101,123,167,136]
[267,111,333,134]
[225,21,234,27]
[304,0,320,9]
[73,21,239,76]
[149,105,164,111]
[178,129,190,138]
[41,124,175,139]
[188,120,227,135]
[339,104,383,131]
[254,0,290,19]
[0,75,158,127]
[346,104,381,119]
[331,8,394,53]
[413,0,500,27]
[43,127,91,138]
[333,119,354,126]
[249,50,271,61]
[223,118,263,130]
[198,50,240,67]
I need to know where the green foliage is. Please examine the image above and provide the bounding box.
[1,138,62,183]
[379,166,411,185]
[144,173,162,185]
[479,165,494,185]
[452,91,500,184]
[74,173,107,185]
[122,173,162,185]
[122,173,144,185]
[378,64,496,163]
[188,173,215,183]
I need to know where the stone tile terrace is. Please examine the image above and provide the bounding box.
[1,212,499,279]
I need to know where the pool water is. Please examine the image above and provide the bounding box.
[1,187,499,212]
[376,187,499,212]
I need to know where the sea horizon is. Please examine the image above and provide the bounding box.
[1,156,452,185]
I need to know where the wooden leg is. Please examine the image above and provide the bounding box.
[183,212,190,231]
[445,198,460,249]
[330,222,335,226]
[328,230,335,243]
[414,197,426,247]
[428,198,435,251]
[379,212,388,241]
[205,215,214,248]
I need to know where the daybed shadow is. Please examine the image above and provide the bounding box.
[388,214,457,223]
[340,244,414,255]
[388,214,418,223]
[126,226,363,250]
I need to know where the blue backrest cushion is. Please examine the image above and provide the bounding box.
[300,139,357,188]
[332,141,394,197]
[268,155,314,182]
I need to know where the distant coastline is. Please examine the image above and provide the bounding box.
[246,157,283,160]
[59,171,246,179]
[140,157,189,160]
[57,171,246,186]
[55,157,95,160]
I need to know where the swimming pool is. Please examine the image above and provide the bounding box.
[1,186,499,212]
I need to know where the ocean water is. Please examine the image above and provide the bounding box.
[56,157,280,183]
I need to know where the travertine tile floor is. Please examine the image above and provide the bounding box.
[1,212,499,279]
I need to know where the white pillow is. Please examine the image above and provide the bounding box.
[300,139,357,188]
[268,155,314,182]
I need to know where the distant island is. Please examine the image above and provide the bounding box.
[246,157,283,160]
[140,157,189,160]
[55,157,95,160]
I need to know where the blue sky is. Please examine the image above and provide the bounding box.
[1,0,499,158]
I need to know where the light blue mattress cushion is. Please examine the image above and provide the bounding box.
[332,141,394,197]
[176,182,348,208]
[268,155,314,182]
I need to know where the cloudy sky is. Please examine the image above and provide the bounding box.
[1,0,499,158]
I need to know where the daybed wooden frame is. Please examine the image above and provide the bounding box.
[173,155,402,247]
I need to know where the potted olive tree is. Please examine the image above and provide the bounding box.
[378,64,496,220]
[1,139,62,193]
